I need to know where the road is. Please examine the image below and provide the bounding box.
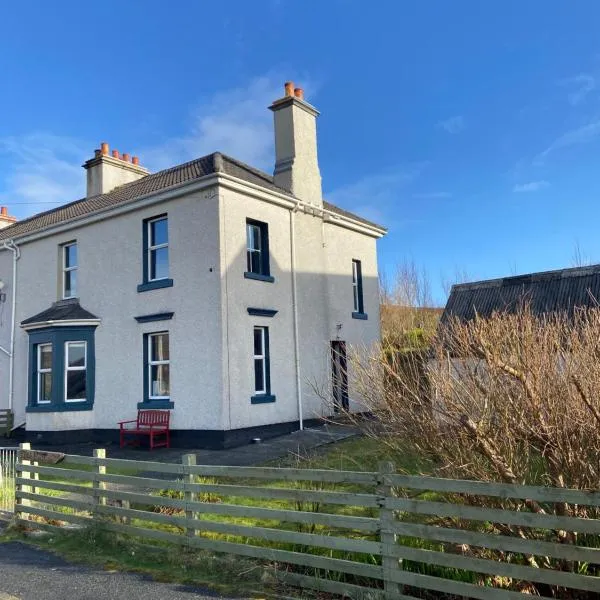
[0,541,249,600]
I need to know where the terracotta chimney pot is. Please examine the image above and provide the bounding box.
[112,149,120,159]
[1,207,7,216]
[132,156,140,165]
[284,81,294,97]
[294,88,304,100]
[100,142,109,155]
[122,153,130,162]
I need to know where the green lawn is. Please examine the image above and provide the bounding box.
[5,435,463,597]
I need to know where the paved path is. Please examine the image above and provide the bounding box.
[2,422,357,466]
[0,541,249,600]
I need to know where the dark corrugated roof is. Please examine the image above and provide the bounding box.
[442,264,600,323]
[21,299,99,326]
[0,152,384,241]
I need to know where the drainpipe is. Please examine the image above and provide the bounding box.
[289,206,303,430]
[1,240,20,412]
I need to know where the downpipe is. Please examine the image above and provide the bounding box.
[1,240,20,412]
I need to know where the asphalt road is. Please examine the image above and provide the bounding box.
[0,542,249,600]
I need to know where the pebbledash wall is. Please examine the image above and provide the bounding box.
[0,183,380,447]
[4,188,225,442]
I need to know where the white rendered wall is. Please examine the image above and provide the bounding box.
[7,187,224,432]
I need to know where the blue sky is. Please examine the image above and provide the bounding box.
[2,2,600,303]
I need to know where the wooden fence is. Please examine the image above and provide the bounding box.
[0,446,17,512]
[13,443,600,599]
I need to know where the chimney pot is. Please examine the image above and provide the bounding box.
[284,81,294,97]
[112,149,120,159]
[294,88,304,100]
[100,142,109,156]
[94,149,101,157]
[132,156,140,165]
[1,207,7,216]
[122,153,130,162]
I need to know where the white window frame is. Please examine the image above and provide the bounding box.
[253,326,267,394]
[147,217,169,282]
[37,343,53,404]
[64,341,87,403]
[246,222,263,274]
[62,242,78,299]
[352,260,360,312]
[148,332,170,400]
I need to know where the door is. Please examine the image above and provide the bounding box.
[331,341,349,412]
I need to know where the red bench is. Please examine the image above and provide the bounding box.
[119,410,171,449]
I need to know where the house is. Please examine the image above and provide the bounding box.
[0,82,386,448]
[442,264,600,323]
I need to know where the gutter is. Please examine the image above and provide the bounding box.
[0,171,385,249]
[289,207,303,431]
[1,240,20,412]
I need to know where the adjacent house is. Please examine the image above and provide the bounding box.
[0,82,386,447]
[442,264,600,323]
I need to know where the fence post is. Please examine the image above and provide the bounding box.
[182,453,197,543]
[378,461,400,599]
[93,448,106,519]
[15,442,31,522]
[32,461,39,495]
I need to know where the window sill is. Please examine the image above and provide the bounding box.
[352,312,368,320]
[137,279,174,293]
[244,272,274,283]
[137,400,174,409]
[251,394,276,404]
[27,402,94,413]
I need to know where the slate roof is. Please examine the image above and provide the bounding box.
[21,299,99,326]
[0,152,384,242]
[442,264,600,323]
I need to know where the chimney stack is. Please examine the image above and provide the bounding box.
[269,82,322,207]
[0,206,17,230]
[83,142,149,197]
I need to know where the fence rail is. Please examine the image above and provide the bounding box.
[13,444,600,599]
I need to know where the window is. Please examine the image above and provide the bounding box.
[148,217,169,281]
[251,326,275,403]
[27,326,96,413]
[148,332,170,399]
[65,341,87,402]
[138,216,173,292]
[245,219,273,282]
[62,242,78,299]
[352,259,367,319]
[37,344,53,404]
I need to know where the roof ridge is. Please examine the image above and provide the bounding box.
[0,153,220,238]
[453,263,600,292]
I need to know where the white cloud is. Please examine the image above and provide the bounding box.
[412,191,452,199]
[0,74,306,220]
[535,120,600,164]
[513,180,550,193]
[0,133,87,218]
[326,163,428,226]
[437,115,465,134]
[142,75,288,172]
[560,73,595,106]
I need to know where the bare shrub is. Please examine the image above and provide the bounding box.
[339,304,600,594]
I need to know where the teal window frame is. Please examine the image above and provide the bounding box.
[245,219,273,282]
[251,325,275,404]
[27,326,96,413]
[351,259,368,320]
[139,331,174,409]
[138,214,173,292]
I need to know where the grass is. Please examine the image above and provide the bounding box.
[1,435,489,597]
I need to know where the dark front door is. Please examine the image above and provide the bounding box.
[331,341,349,412]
